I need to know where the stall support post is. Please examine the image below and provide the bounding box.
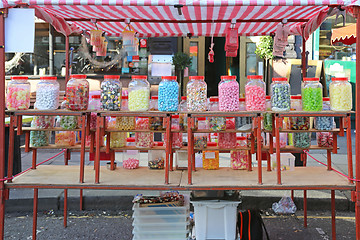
[7,114,15,182]
[331,190,336,240]
[33,189,38,240]
[275,114,281,184]
[355,7,360,240]
[254,115,262,184]
[165,115,171,184]
[80,114,86,183]
[65,35,70,83]
[345,115,353,183]
[95,115,103,184]
[187,115,193,185]
[301,36,307,78]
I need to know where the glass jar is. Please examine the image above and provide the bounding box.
[218,118,236,149]
[149,96,164,130]
[230,136,248,170]
[289,95,310,130]
[88,95,101,129]
[293,133,311,148]
[122,138,140,169]
[218,75,239,112]
[35,76,60,110]
[314,97,334,131]
[128,75,150,111]
[135,117,153,148]
[179,96,188,131]
[33,116,55,129]
[194,117,208,149]
[235,98,252,131]
[158,76,179,111]
[110,132,127,148]
[329,77,352,111]
[290,95,302,111]
[176,149,188,170]
[6,76,31,110]
[100,75,122,111]
[66,74,89,111]
[208,97,226,131]
[317,132,333,147]
[263,96,273,131]
[301,77,323,111]
[164,115,182,149]
[187,76,207,112]
[202,142,219,170]
[148,142,165,169]
[55,117,76,146]
[116,96,135,130]
[245,75,266,111]
[30,117,51,147]
[273,132,287,148]
[271,78,290,111]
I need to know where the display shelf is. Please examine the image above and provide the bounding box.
[99,111,172,117]
[262,145,335,151]
[20,127,82,132]
[192,129,254,133]
[7,109,87,116]
[188,111,260,117]
[20,144,91,150]
[264,128,341,133]
[273,110,352,117]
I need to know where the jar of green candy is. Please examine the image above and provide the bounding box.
[301,78,323,111]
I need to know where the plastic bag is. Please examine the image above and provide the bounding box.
[272,196,297,214]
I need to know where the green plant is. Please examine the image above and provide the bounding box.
[255,36,274,60]
[172,52,192,71]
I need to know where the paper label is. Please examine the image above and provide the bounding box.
[204,152,215,159]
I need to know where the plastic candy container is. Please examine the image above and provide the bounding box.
[290,95,302,110]
[116,96,135,130]
[194,117,208,149]
[30,117,51,147]
[187,76,207,112]
[66,74,89,111]
[148,142,165,169]
[230,136,248,170]
[263,96,273,131]
[290,117,310,130]
[135,117,153,148]
[179,96,188,131]
[128,75,150,111]
[6,76,31,110]
[301,78,323,111]
[273,133,287,148]
[158,76,179,111]
[202,142,219,170]
[110,132,127,148]
[164,115,182,149]
[35,76,60,110]
[218,75,239,111]
[235,98,252,131]
[100,75,122,111]
[60,116,78,129]
[208,97,226,131]
[149,96,164,130]
[315,98,334,131]
[329,77,352,111]
[122,138,139,169]
[317,132,333,147]
[55,131,76,146]
[218,118,236,149]
[88,95,101,129]
[271,78,290,111]
[33,116,55,129]
[293,133,311,148]
[245,75,266,111]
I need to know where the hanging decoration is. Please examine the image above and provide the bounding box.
[225,20,239,57]
[272,20,290,58]
[122,20,138,56]
[208,21,215,63]
[5,52,24,73]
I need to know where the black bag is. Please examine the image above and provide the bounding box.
[237,210,270,240]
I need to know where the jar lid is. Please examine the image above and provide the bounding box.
[323,97,330,101]
[239,98,245,102]
[11,76,28,80]
[272,77,287,82]
[172,115,180,119]
[221,75,236,80]
[154,142,164,146]
[303,77,319,81]
[70,74,87,79]
[121,95,128,99]
[161,76,177,80]
[151,96,158,100]
[104,75,120,80]
[247,75,263,80]
[92,95,101,99]
[266,96,271,100]
[207,142,217,147]
[189,76,204,80]
[332,77,348,81]
[197,117,206,121]
[138,116,148,119]
[209,97,219,102]
[127,137,135,142]
[132,75,147,80]
[291,95,302,99]
[237,136,246,140]
[181,96,187,101]
[40,76,57,80]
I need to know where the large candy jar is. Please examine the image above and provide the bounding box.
[329,77,352,111]
[317,132,333,147]
[208,97,226,131]
[293,132,311,149]
[314,97,334,131]
[101,75,122,111]
[235,98,252,131]
[128,75,150,111]
[187,76,207,112]
[35,76,60,110]
[6,76,31,110]
[301,77,323,111]
[271,78,290,112]
[218,75,239,112]
[230,136,248,170]
[135,117,153,148]
[245,75,266,111]
[66,74,89,111]
[158,76,179,111]
[218,118,236,149]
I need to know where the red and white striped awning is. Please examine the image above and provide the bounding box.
[2,0,359,37]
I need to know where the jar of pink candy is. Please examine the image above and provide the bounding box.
[245,75,266,111]
[6,76,31,110]
[230,136,248,170]
[122,138,140,169]
[218,118,236,149]
[164,115,183,149]
[135,117,153,148]
[66,74,89,111]
[218,75,239,112]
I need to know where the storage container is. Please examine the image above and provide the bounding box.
[128,75,150,111]
[164,115,182,149]
[263,96,273,131]
[301,77,323,111]
[55,117,76,146]
[135,117,153,148]
[208,97,226,131]
[110,132,127,148]
[6,76,31,110]
[30,117,51,147]
[293,133,311,148]
[149,96,164,130]
[116,96,135,131]
[218,118,236,149]
[316,132,333,147]
[122,138,140,169]
[271,77,290,111]
[148,142,165,169]
[158,76,179,111]
[245,75,266,111]
[187,76,207,112]
[270,153,295,171]
[194,117,208,149]
[175,149,188,170]
[179,96,188,131]
[202,142,219,170]
[314,97,334,131]
[35,76,60,110]
[230,136,248,170]
[88,94,101,129]
[66,74,89,111]
[218,75,239,112]
[100,75,122,111]
[290,95,302,110]
[329,77,352,111]
[235,98,252,131]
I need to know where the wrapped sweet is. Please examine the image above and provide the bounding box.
[230,136,248,170]
[203,142,219,170]
[245,75,266,111]
[135,117,153,148]
[35,76,60,110]
[6,76,31,110]
[187,76,207,112]
[128,75,150,111]
[329,77,352,111]
[301,77,323,112]
[66,74,89,111]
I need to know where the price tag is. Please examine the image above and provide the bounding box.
[204,152,215,159]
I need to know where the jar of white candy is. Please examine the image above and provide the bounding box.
[329,77,352,111]
[218,75,239,112]
[128,75,150,111]
[35,76,60,110]
[187,76,207,112]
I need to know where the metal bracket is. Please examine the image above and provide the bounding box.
[174,4,183,15]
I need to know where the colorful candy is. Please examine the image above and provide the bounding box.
[123,158,139,169]
[203,150,219,170]
[194,136,207,149]
[293,133,311,148]
[6,87,31,110]
[317,132,333,147]
[290,117,310,130]
[35,83,59,110]
[271,78,290,111]
[148,157,165,169]
[60,116,78,130]
[245,85,266,111]
[33,116,55,129]
[66,75,89,111]
[301,87,323,111]
[218,119,236,149]
[329,78,352,111]
[230,151,248,170]
[30,118,51,147]
[128,88,150,111]
[110,132,126,148]
[263,113,273,131]
[116,116,135,130]
[209,117,226,131]
[187,76,207,112]
[218,76,239,112]
[158,77,179,111]
[135,117,153,148]
[101,75,122,111]
[55,131,76,146]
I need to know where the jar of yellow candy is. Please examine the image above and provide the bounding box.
[128,75,150,111]
[329,77,352,111]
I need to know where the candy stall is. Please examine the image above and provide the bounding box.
[1,1,360,240]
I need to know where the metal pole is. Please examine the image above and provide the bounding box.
[49,25,54,75]
[33,189,38,240]
[331,190,336,240]
[301,36,307,78]
[65,35,70,83]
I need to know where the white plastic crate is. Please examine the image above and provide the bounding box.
[132,221,189,232]
[132,229,188,240]
[191,200,240,240]
[271,153,295,171]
